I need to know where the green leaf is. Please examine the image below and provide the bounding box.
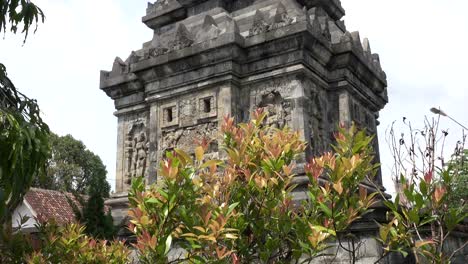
[228,202,239,215]
[403,188,414,202]
[175,148,193,165]
[414,193,424,208]
[408,209,419,225]
[311,225,336,236]
[146,198,161,204]
[419,216,436,227]
[200,159,222,169]
[384,200,397,212]
[165,235,172,255]
[319,203,332,218]
[419,180,428,196]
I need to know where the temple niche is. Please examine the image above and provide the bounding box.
[257,91,290,129]
[123,119,149,185]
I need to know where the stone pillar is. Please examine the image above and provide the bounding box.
[338,91,351,127]
[115,115,126,194]
[147,103,159,185]
[218,84,233,122]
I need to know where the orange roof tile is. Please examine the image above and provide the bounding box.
[24,188,82,225]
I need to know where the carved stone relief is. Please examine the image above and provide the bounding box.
[249,4,295,36]
[169,23,194,52]
[250,77,298,128]
[270,3,294,30]
[257,91,291,129]
[250,10,270,36]
[179,97,197,126]
[307,89,328,155]
[124,119,149,184]
[160,122,219,159]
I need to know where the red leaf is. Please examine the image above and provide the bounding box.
[424,170,433,184]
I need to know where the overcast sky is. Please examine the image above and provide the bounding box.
[1,0,467,196]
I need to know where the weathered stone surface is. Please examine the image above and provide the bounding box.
[102,2,391,260]
[101,0,390,192]
[100,0,398,263]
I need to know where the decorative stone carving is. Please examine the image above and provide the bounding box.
[307,7,330,40]
[340,31,353,43]
[110,57,127,77]
[250,5,294,36]
[350,31,364,53]
[251,76,299,105]
[305,80,328,155]
[103,2,391,253]
[372,53,383,72]
[363,37,372,59]
[179,97,197,126]
[319,17,331,41]
[270,3,294,30]
[124,120,149,184]
[310,15,322,36]
[126,51,140,64]
[148,37,169,58]
[195,15,221,43]
[149,46,169,58]
[257,91,291,129]
[169,23,194,51]
[221,17,240,34]
[249,10,269,36]
[160,122,218,155]
[147,0,180,12]
[161,129,183,150]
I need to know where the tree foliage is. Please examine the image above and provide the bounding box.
[78,172,115,240]
[446,149,468,210]
[0,0,45,43]
[0,0,48,228]
[35,133,111,198]
[0,65,50,225]
[37,133,114,239]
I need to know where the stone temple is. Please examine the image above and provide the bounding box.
[101,0,388,245]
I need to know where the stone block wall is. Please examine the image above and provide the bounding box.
[101,0,388,197]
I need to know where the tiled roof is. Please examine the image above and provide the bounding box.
[24,188,82,225]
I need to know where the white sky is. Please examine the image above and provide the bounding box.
[1,0,467,196]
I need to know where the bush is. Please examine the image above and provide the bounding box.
[2,110,380,263]
[128,110,378,263]
[26,221,130,264]
[380,118,468,262]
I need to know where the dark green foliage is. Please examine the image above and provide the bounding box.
[36,133,111,198]
[39,134,115,239]
[0,215,34,263]
[0,1,49,262]
[0,0,45,43]
[1,0,47,228]
[447,149,468,210]
[0,64,50,225]
[81,173,115,240]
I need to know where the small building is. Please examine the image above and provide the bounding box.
[12,188,82,233]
